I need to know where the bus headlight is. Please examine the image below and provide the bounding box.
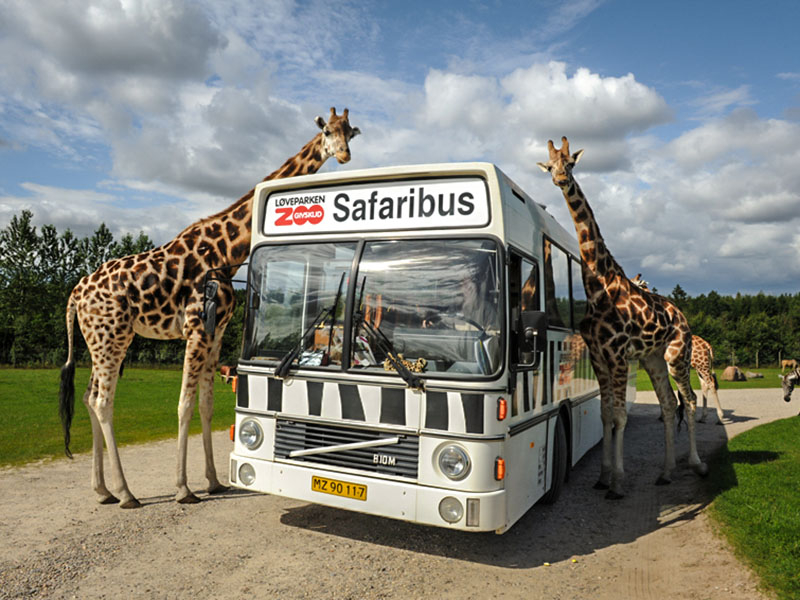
[238,463,256,486]
[438,497,464,523]
[238,418,264,450]
[437,445,471,480]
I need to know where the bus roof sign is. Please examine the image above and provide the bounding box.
[263,176,490,235]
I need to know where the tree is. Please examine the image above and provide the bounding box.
[670,284,688,310]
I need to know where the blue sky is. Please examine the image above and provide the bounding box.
[1,0,799,296]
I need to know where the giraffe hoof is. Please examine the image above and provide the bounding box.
[177,492,202,504]
[605,490,624,500]
[98,494,120,505]
[120,497,142,509]
[655,476,672,486]
[593,481,610,491]
[692,462,709,477]
[207,483,229,495]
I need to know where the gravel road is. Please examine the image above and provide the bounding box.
[1,388,795,599]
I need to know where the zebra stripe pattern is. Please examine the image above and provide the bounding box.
[237,374,497,435]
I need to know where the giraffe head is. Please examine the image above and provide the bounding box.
[537,136,584,188]
[630,273,651,292]
[314,107,361,164]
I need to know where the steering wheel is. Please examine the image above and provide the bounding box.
[436,312,487,335]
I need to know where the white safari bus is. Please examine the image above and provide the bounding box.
[228,162,635,533]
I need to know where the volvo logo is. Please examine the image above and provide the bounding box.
[373,453,396,466]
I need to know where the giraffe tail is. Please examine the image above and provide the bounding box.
[59,292,77,459]
[675,390,686,432]
[712,372,719,390]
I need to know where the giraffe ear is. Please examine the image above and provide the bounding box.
[572,149,584,164]
[351,126,361,138]
[536,162,550,172]
[315,115,327,130]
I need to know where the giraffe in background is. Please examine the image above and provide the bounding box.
[538,137,707,499]
[59,108,360,508]
[630,275,725,424]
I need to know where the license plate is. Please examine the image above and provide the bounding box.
[311,476,367,501]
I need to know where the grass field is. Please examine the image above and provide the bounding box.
[0,367,236,467]
[706,416,800,600]
[1,365,797,597]
[635,366,783,391]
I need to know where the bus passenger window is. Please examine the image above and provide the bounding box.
[543,239,570,329]
[571,258,587,328]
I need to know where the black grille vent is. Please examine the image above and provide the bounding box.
[274,420,419,479]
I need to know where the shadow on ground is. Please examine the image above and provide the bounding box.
[277,402,738,569]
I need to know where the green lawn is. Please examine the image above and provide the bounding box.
[635,366,782,391]
[0,367,236,466]
[706,416,800,600]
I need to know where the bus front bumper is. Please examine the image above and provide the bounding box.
[229,452,508,533]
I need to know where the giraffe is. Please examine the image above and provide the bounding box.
[537,137,707,499]
[630,275,725,424]
[690,335,724,424]
[59,108,360,508]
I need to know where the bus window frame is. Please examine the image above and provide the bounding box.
[239,234,509,383]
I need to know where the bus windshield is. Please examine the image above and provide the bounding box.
[243,238,503,379]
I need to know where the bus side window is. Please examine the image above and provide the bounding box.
[510,254,540,415]
[510,254,540,362]
[543,239,570,329]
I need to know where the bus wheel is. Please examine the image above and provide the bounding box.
[541,416,568,505]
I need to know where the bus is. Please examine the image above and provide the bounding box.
[226,162,636,533]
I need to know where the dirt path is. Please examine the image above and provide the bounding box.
[1,389,795,599]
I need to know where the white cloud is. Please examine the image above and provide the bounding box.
[0,182,191,244]
[2,0,800,296]
[690,85,756,116]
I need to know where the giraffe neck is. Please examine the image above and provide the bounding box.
[561,177,625,287]
[166,133,329,275]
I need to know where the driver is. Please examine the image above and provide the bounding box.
[423,267,498,332]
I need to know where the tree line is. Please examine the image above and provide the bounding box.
[1,209,798,368]
[0,210,243,367]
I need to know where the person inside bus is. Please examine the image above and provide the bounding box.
[422,260,499,334]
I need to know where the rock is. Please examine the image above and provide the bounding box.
[721,366,747,381]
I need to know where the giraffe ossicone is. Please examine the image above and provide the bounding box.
[538,136,708,499]
[59,108,360,508]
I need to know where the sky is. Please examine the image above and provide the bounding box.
[1,0,799,297]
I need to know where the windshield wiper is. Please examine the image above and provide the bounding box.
[274,271,346,379]
[352,277,425,391]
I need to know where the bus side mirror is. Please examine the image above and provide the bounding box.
[520,311,547,355]
[202,280,219,337]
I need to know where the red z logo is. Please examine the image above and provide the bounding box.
[274,207,293,226]
[274,205,324,227]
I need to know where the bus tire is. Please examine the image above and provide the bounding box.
[541,416,568,505]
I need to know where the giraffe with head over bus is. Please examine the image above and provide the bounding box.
[537,137,707,499]
[59,108,360,507]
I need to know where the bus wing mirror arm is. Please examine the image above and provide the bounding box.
[521,311,547,354]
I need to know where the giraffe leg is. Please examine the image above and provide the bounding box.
[605,363,630,500]
[587,350,614,491]
[197,331,228,495]
[175,333,209,504]
[698,377,709,423]
[594,398,614,491]
[707,378,725,425]
[88,361,140,508]
[81,372,119,504]
[668,357,708,477]
[642,354,677,485]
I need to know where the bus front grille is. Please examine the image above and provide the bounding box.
[274,419,419,479]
